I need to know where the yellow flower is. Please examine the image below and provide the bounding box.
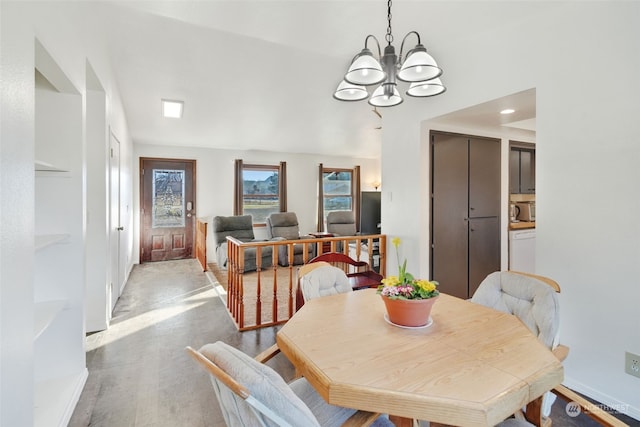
[391,237,401,248]
[415,280,437,293]
[381,276,400,286]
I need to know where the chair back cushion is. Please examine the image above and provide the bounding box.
[200,341,320,427]
[266,212,300,240]
[212,215,255,246]
[471,271,559,349]
[300,265,352,302]
[326,211,356,236]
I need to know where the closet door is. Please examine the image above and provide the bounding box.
[468,216,500,296]
[469,137,501,218]
[431,133,468,299]
[431,132,501,299]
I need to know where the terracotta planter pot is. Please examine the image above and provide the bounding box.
[382,295,438,327]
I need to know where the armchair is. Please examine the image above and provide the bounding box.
[326,211,357,236]
[266,212,315,266]
[326,211,358,253]
[212,215,272,272]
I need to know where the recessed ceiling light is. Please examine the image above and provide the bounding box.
[500,108,515,115]
[162,99,184,118]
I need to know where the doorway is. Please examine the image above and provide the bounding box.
[140,158,196,262]
[430,131,501,299]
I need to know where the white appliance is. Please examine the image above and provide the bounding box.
[509,229,536,273]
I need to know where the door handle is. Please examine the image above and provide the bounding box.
[117,226,124,231]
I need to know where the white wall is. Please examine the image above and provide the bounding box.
[382,1,640,419]
[0,2,134,424]
[133,143,380,264]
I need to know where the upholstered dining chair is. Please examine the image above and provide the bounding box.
[298,261,352,302]
[186,341,393,427]
[469,271,626,427]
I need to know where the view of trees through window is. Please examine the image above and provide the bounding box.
[323,170,352,219]
[243,167,279,223]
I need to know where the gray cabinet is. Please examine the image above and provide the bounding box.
[510,145,535,194]
[431,132,501,299]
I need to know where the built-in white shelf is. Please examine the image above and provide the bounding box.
[34,300,67,340]
[35,234,69,251]
[34,160,68,173]
[34,370,88,427]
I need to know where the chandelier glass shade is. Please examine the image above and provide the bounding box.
[333,80,369,101]
[344,47,386,86]
[407,78,446,98]
[333,0,445,107]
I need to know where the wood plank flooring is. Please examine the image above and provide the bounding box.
[69,259,637,427]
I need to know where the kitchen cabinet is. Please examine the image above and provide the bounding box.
[431,131,501,299]
[510,145,536,194]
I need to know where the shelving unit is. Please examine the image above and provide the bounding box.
[33,40,87,427]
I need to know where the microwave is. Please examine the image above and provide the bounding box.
[516,202,535,221]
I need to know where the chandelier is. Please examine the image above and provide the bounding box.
[333,0,446,107]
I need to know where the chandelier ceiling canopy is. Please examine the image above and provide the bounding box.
[333,0,446,108]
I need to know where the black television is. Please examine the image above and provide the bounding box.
[360,191,381,235]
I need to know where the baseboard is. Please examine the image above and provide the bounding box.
[562,377,640,421]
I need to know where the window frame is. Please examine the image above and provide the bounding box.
[321,167,355,223]
[236,162,286,226]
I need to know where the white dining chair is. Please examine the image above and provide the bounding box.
[186,341,394,427]
[298,261,353,302]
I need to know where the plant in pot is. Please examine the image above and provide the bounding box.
[377,237,439,327]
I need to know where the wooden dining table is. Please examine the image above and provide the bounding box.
[276,289,564,427]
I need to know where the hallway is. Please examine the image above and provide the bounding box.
[69,259,294,426]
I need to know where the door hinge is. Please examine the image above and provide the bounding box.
[110,148,114,158]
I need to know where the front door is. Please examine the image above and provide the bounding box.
[140,158,196,262]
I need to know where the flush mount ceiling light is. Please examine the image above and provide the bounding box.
[333,0,446,107]
[500,108,516,115]
[162,99,184,118]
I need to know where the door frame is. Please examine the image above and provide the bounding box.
[139,157,197,263]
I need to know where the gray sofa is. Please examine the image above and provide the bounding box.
[212,215,272,272]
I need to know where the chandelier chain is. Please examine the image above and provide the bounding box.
[385,0,393,45]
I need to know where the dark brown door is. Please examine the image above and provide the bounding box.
[469,137,501,218]
[431,133,469,298]
[431,132,500,299]
[468,217,500,296]
[140,158,196,262]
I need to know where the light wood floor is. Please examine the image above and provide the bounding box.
[69,259,637,427]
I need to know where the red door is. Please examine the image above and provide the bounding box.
[140,158,196,262]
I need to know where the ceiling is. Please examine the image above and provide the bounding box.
[102,1,541,159]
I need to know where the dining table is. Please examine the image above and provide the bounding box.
[276,288,564,427]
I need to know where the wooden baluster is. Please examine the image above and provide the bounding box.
[255,246,262,327]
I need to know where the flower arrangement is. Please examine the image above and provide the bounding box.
[377,237,439,300]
